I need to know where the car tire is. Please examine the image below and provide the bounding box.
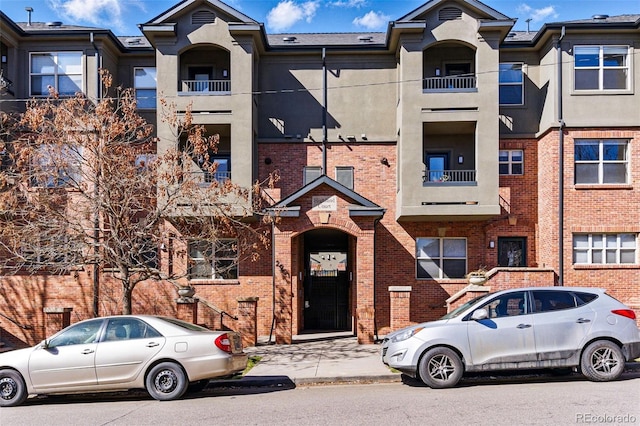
[145,362,189,401]
[418,347,463,389]
[0,369,28,407]
[580,340,625,382]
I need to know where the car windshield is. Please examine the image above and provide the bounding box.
[440,293,492,320]
[158,316,211,332]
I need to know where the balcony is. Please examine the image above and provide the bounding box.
[180,79,230,95]
[423,169,477,185]
[190,170,231,186]
[423,75,477,92]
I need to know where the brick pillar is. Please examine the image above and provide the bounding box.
[356,230,376,344]
[389,286,412,330]
[274,231,293,344]
[176,298,198,324]
[43,307,72,337]
[237,297,259,347]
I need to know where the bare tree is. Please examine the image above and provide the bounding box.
[0,71,274,315]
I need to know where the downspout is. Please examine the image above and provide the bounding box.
[322,48,327,174]
[557,26,565,286]
[90,32,101,316]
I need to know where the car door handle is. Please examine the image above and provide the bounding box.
[146,342,160,348]
[517,324,532,329]
[82,349,95,354]
[576,318,591,323]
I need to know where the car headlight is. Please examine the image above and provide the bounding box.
[390,327,424,343]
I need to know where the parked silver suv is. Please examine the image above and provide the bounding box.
[382,287,640,388]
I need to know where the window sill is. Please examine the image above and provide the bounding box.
[574,264,638,270]
[574,184,633,190]
[571,90,633,96]
[188,279,240,285]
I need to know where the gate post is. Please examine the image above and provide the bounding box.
[389,286,412,330]
[237,297,259,347]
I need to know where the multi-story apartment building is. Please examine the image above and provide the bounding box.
[1,0,639,347]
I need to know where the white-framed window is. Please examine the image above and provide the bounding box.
[574,45,629,91]
[188,239,238,280]
[575,139,628,184]
[573,233,637,265]
[134,67,157,109]
[30,145,83,188]
[499,63,523,105]
[499,150,523,175]
[30,52,82,96]
[335,166,354,189]
[20,233,82,268]
[416,237,467,279]
[303,166,322,185]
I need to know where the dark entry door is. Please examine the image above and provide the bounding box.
[304,271,349,330]
[498,237,527,267]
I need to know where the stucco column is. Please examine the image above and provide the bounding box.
[389,286,412,330]
[356,229,376,344]
[274,231,294,344]
[237,297,259,347]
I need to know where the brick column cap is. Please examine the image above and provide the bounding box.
[43,307,73,313]
[237,296,259,302]
[388,286,412,292]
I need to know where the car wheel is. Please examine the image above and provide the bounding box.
[580,340,625,382]
[0,369,28,407]
[145,362,188,401]
[187,379,209,393]
[418,347,463,389]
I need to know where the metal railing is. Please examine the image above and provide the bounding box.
[181,79,231,93]
[423,75,476,91]
[423,169,476,183]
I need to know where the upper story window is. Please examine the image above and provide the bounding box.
[188,239,238,280]
[30,52,82,96]
[575,139,628,184]
[304,166,322,185]
[499,63,523,105]
[573,233,637,265]
[499,150,523,175]
[134,67,157,109]
[335,166,354,189]
[574,46,629,91]
[30,144,83,188]
[416,237,466,279]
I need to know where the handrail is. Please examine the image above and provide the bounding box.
[499,195,511,214]
[423,169,476,183]
[0,312,34,330]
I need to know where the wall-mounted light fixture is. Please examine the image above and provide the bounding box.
[380,157,389,166]
[458,155,464,164]
[489,240,495,249]
[1,56,6,64]
[435,67,441,76]
[264,157,272,165]
[222,69,228,78]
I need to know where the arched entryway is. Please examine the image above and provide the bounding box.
[302,229,351,332]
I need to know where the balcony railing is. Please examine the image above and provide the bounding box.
[423,169,476,184]
[423,75,477,92]
[188,170,231,185]
[181,79,231,93]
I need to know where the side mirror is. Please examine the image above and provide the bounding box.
[40,339,50,349]
[471,308,489,321]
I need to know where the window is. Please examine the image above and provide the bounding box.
[481,291,527,318]
[573,233,637,265]
[303,166,322,185]
[499,63,523,105]
[574,46,629,91]
[30,145,83,188]
[532,290,598,312]
[499,150,523,175]
[103,317,161,341]
[134,67,157,109]
[30,52,82,96]
[416,237,466,279]
[575,139,628,184]
[335,166,354,189]
[188,238,238,280]
[20,233,82,268]
[48,319,103,347]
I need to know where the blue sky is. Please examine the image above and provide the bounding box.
[3,0,639,36]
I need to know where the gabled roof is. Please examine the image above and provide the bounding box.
[266,175,385,218]
[143,0,257,26]
[399,0,511,22]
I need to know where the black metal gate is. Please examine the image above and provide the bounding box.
[304,270,349,331]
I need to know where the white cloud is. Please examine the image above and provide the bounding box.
[47,0,144,32]
[352,10,390,30]
[267,0,320,32]
[516,4,558,22]
[330,0,367,7]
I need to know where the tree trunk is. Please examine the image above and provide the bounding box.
[122,280,133,315]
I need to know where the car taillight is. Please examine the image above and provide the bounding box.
[215,333,232,353]
[612,309,637,320]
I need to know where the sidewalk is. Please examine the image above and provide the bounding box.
[233,335,400,387]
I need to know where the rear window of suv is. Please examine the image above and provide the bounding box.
[532,290,598,312]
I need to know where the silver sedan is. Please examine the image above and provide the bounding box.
[382,287,640,388]
[0,315,248,406]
